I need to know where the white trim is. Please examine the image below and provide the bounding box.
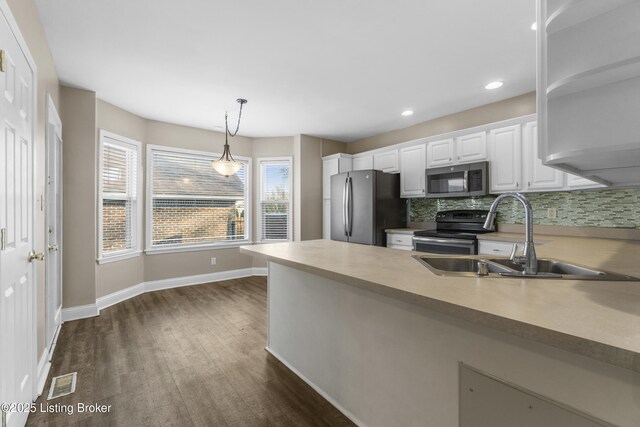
[97,250,142,264]
[61,303,99,322]
[64,267,268,321]
[144,240,252,255]
[97,282,146,311]
[37,350,52,396]
[265,346,365,427]
[256,157,293,243]
[97,130,143,261]
[145,144,252,252]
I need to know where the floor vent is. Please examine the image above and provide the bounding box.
[47,372,77,400]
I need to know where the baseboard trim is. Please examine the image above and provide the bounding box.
[37,350,51,396]
[64,267,268,322]
[265,346,365,427]
[61,303,99,322]
[97,282,145,311]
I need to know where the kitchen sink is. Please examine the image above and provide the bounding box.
[414,256,639,281]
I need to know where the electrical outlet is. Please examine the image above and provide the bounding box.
[210,257,216,266]
[547,208,557,219]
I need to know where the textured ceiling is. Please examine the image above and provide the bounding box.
[36,0,536,141]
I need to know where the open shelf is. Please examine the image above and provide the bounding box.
[547,55,640,99]
[546,0,633,35]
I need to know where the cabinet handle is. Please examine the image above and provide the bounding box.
[516,182,519,187]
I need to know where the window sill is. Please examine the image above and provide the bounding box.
[97,251,142,264]
[144,241,253,255]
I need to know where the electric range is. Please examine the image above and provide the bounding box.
[413,209,495,255]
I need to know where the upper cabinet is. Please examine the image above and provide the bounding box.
[322,154,352,199]
[489,124,522,193]
[426,138,455,168]
[373,149,399,173]
[537,0,640,187]
[456,132,487,164]
[523,121,565,191]
[352,155,373,171]
[400,144,426,197]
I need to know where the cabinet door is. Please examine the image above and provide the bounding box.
[566,174,605,190]
[489,125,522,193]
[323,199,331,239]
[373,150,399,173]
[400,144,426,197]
[524,122,564,191]
[427,138,455,168]
[456,131,487,164]
[353,155,373,171]
[322,158,339,199]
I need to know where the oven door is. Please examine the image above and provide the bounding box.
[412,236,477,255]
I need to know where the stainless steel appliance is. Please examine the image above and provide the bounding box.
[425,161,488,198]
[412,209,494,254]
[331,170,406,246]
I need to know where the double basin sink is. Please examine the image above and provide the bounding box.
[414,256,639,281]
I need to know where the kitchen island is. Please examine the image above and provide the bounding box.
[240,238,640,426]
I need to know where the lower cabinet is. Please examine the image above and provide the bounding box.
[460,364,605,427]
[323,199,331,240]
[386,232,413,250]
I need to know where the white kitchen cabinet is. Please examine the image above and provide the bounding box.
[538,0,640,187]
[455,131,487,164]
[323,199,331,239]
[523,121,564,191]
[478,240,524,257]
[426,138,455,168]
[322,154,352,200]
[489,124,522,193]
[386,232,413,251]
[399,144,426,197]
[373,149,399,173]
[352,155,373,171]
[566,173,605,190]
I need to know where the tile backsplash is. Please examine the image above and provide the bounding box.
[410,189,640,229]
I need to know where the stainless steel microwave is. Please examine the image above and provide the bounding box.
[425,161,488,198]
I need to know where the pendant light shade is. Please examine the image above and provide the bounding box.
[211,98,247,177]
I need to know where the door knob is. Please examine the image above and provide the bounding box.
[48,244,58,252]
[28,250,45,262]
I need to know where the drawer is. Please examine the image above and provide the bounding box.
[387,233,413,248]
[478,240,523,256]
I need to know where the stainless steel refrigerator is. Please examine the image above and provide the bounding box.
[330,170,406,246]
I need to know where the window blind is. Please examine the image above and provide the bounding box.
[259,160,291,241]
[149,148,249,247]
[100,139,139,256]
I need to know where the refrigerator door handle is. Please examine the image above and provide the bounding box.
[463,170,469,193]
[343,178,348,236]
[347,177,353,236]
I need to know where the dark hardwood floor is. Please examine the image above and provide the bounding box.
[27,277,353,426]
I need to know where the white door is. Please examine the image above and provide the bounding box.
[353,155,373,171]
[0,5,37,427]
[322,199,331,239]
[524,121,564,191]
[426,138,454,168]
[400,144,426,197]
[45,95,62,355]
[455,131,487,164]
[489,124,522,193]
[373,149,399,173]
[322,158,339,200]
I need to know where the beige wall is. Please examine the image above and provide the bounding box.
[294,135,324,241]
[347,92,536,154]
[60,87,97,307]
[95,100,146,297]
[6,0,61,356]
[321,138,347,157]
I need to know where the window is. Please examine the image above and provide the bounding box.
[257,158,292,242]
[146,145,251,252]
[98,131,142,262]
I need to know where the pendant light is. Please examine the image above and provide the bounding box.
[211,98,248,176]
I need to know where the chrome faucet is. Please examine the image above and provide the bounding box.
[483,192,538,275]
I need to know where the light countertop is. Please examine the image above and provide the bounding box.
[241,236,640,372]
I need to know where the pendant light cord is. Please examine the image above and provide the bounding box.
[225,98,247,137]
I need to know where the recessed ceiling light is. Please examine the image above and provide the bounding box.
[484,81,504,90]
[531,22,537,31]
[401,110,414,117]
